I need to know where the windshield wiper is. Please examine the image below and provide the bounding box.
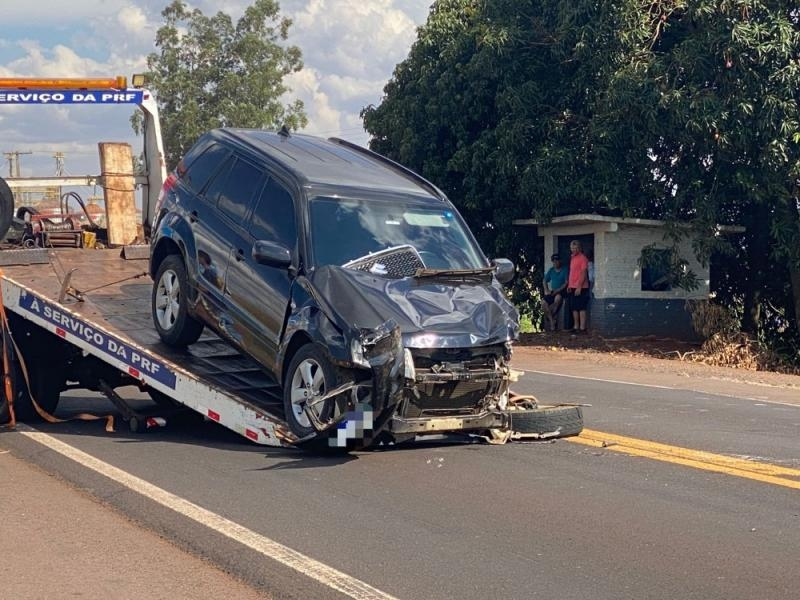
[413,267,494,280]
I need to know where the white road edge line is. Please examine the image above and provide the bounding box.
[521,369,800,407]
[19,427,399,600]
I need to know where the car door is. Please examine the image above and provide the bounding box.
[195,156,265,338]
[173,144,232,320]
[224,175,297,368]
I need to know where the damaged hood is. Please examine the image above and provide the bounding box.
[307,266,519,348]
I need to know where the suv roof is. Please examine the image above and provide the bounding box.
[218,128,446,201]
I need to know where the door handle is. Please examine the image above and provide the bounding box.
[235,248,245,262]
[189,210,198,223]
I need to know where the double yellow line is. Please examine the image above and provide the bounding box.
[569,429,800,490]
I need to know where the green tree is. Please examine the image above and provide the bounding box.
[608,1,800,336]
[134,0,307,169]
[364,0,800,342]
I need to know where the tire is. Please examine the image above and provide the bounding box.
[0,351,63,423]
[0,177,14,241]
[283,345,339,438]
[152,254,204,346]
[509,405,583,439]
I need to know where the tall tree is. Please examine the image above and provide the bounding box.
[608,1,800,334]
[135,0,306,169]
[364,0,800,340]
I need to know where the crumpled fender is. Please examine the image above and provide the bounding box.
[279,275,406,445]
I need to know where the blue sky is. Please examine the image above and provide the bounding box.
[0,0,430,179]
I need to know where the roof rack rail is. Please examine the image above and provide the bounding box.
[327,137,447,201]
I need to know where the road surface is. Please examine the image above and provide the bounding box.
[1,347,798,599]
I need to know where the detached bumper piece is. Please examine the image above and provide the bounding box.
[389,410,507,434]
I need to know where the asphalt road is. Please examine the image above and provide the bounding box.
[2,356,799,600]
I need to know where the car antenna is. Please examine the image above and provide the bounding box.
[277,125,291,139]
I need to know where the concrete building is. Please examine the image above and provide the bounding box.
[514,214,744,340]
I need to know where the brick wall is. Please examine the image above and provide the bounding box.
[595,225,709,300]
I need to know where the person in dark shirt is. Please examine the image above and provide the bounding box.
[541,253,568,331]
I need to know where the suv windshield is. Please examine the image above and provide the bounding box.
[309,196,487,270]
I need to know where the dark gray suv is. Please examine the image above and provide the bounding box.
[150,129,520,447]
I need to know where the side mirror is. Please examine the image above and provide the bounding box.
[492,258,515,284]
[252,240,291,268]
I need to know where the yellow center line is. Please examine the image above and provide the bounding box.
[568,429,800,490]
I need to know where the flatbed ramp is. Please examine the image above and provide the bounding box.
[1,248,293,446]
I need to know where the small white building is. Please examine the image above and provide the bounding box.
[513,214,744,339]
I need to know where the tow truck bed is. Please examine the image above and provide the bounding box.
[1,248,293,446]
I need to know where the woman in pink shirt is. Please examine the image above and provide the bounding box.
[567,240,590,333]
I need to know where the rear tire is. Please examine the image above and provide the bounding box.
[0,351,63,423]
[509,405,583,438]
[152,254,204,346]
[0,177,14,241]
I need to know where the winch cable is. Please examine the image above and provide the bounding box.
[79,271,149,295]
[0,270,115,432]
[1,309,17,429]
[43,242,147,299]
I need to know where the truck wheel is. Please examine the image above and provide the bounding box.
[0,177,14,241]
[152,254,204,346]
[283,345,338,438]
[0,355,63,422]
[509,405,584,439]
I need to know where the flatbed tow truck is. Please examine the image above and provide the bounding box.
[0,77,583,449]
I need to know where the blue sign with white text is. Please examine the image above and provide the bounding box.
[0,89,145,105]
[18,291,177,389]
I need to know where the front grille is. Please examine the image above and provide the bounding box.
[343,245,424,278]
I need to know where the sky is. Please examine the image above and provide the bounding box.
[0,0,431,180]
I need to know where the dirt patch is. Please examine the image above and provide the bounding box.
[517,330,800,384]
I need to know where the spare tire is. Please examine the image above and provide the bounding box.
[0,177,14,241]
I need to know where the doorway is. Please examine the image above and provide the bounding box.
[557,234,594,330]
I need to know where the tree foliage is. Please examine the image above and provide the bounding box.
[363,0,800,342]
[135,0,307,169]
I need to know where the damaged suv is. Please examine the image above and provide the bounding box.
[150,129,580,447]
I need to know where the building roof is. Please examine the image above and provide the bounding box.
[513,213,745,233]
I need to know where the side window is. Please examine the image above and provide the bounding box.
[205,158,265,225]
[640,247,672,291]
[248,178,297,248]
[182,143,230,194]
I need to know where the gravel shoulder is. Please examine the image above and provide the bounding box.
[513,334,800,405]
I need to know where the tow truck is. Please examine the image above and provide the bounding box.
[0,76,583,449]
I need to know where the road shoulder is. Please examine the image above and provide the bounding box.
[513,346,800,405]
[0,448,268,600]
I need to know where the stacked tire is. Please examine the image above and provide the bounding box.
[0,176,14,241]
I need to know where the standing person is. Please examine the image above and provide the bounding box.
[541,253,568,331]
[567,240,590,333]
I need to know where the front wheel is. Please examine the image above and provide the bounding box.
[152,254,204,347]
[283,345,339,438]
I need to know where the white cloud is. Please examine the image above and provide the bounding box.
[288,0,420,80]
[118,5,149,31]
[2,42,111,78]
[2,0,133,24]
[1,0,431,175]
